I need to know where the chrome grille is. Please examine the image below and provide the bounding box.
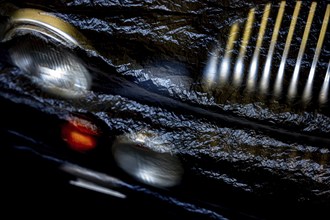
[203,1,330,107]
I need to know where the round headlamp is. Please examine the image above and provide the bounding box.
[112,133,184,188]
[2,8,93,98]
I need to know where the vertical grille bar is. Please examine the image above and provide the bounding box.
[259,1,286,96]
[246,3,271,93]
[302,4,330,104]
[232,9,255,87]
[219,23,240,85]
[319,61,330,105]
[287,2,317,102]
[273,1,302,98]
[203,1,329,108]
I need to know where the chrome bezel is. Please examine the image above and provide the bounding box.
[2,8,93,50]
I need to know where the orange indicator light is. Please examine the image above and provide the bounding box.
[61,116,99,152]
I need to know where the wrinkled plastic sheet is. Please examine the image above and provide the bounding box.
[0,0,329,219]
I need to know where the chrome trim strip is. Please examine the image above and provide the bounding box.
[70,179,127,199]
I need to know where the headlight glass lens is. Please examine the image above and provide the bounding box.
[112,133,183,188]
[1,8,92,98]
[10,36,91,98]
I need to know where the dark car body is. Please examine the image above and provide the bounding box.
[0,0,329,219]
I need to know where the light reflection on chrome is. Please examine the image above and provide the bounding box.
[219,23,239,85]
[246,4,270,93]
[112,133,183,188]
[2,8,93,50]
[319,62,330,105]
[274,1,301,98]
[259,1,286,95]
[302,4,330,104]
[61,163,127,198]
[203,47,220,87]
[70,179,126,198]
[287,2,317,101]
[202,1,329,107]
[233,9,254,88]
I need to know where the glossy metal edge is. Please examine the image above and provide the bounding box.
[3,8,94,50]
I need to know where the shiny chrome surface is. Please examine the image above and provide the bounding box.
[319,61,330,105]
[219,22,240,86]
[302,4,330,104]
[246,3,270,93]
[203,1,330,106]
[273,1,301,98]
[70,179,127,198]
[62,163,127,198]
[2,8,93,50]
[259,1,286,95]
[233,9,254,88]
[288,2,317,101]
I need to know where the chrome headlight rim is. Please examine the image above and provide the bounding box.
[1,8,93,50]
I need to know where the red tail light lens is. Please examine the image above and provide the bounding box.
[61,116,100,152]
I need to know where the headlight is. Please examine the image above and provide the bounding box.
[112,132,183,188]
[1,8,92,98]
